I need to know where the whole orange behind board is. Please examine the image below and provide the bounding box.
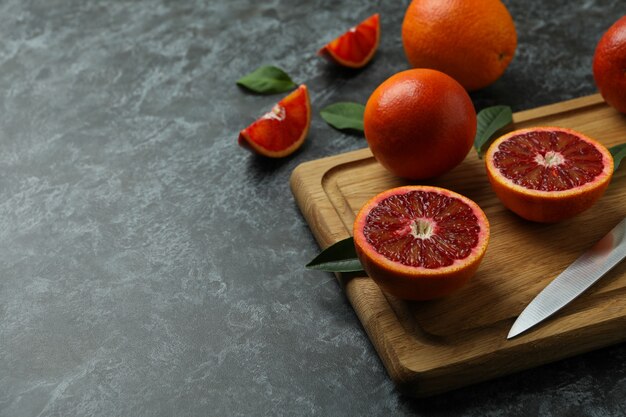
[593,15,626,114]
[402,0,517,91]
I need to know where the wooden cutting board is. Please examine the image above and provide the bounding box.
[290,94,626,397]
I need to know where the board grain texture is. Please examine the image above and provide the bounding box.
[290,94,626,397]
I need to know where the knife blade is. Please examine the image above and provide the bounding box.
[508,217,626,339]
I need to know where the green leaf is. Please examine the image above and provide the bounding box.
[474,105,513,158]
[320,102,366,132]
[306,237,364,272]
[236,65,297,94]
[609,143,626,172]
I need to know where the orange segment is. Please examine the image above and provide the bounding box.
[485,127,614,222]
[238,85,311,158]
[318,14,380,69]
[354,186,490,301]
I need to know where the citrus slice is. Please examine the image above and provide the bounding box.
[318,14,380,69]
[353,186,490,301]
[485,127,614,223]
[238,85,311,158]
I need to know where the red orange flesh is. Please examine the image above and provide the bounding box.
[318,14,380,69]
[353,186,490,301]
[485,127,613,222]
[238,85,311,158]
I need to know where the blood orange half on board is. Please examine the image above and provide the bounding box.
[485,127,613,223]
[353,186,490,301]
[238,85,311,158]
[318,14,380,69]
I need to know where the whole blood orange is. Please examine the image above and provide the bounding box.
[353,186,490,301]
[318,14,380,69]
[593,16,626,114]
[238,85,310,158]
[485,127,613,223]
[402,0,517,91]
[363,69,476,180]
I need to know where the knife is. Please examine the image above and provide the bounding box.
[508,217,626,339]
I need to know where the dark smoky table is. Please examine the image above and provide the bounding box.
[1,1,625,416]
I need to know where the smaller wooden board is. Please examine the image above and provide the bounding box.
[290,94,626,397]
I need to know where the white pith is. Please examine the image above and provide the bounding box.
[534,150,565,167]
[261,104,286,121]
[409,218,435,240]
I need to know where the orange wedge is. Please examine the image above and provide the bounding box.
[318,14,380,69]
[238,85,311,158]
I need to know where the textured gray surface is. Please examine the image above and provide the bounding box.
[1,0,625,416]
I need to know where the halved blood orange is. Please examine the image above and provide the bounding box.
[485,127,614,223]
[353,186,490,301]
[238,85,311,158]
[318,14,380,69]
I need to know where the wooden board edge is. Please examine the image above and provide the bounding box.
[341,278,422,391]
[402,307,626,397]
[290,151,426,391]
[290,149,372,247]
[512,93,604,123]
